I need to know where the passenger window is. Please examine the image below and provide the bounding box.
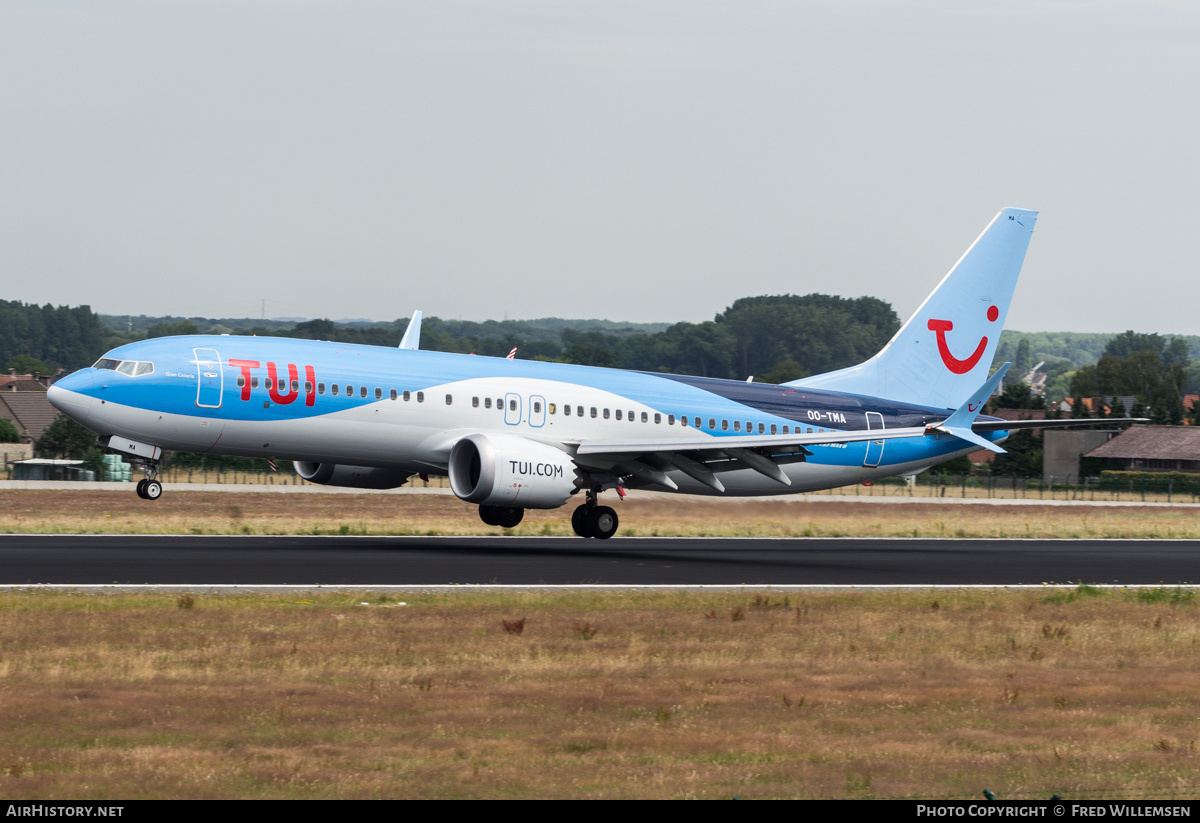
[251,377,259,389]
[654,413,661,424]
[375,387,382,399]
[534,401,542,414]
[485,397,492,409]
[695,417,702,429]
[265,378,274,390]
[628,410,634,422]
[759,423,765,434]
[360,386,368,398]
[734,421,741,432]
[403,390,411,401]
[549,403,556,414]
[603,408,609,419]
[783,425,789,434]
[770,424,777,435]
[318,383,325,395]
[472,396,480,408]
[510,399,517,411]
[641,412,648,423]
[807,427,813,434]
[446,394,453,405]
[563,404,570,416]
[305,382,313,393]
[417,392,425,403]
[722,419,729,431]
[590,407,597,418]
[332,384,339,396]
[134,361,154,377]
[577,405,583,417]
[615,410,622,421]
[117,361,136,376]
[708,418,716,430]
[292,380,300,392]
[237,376,245,388]
[390,389,397,400]
[668,415,675,425]
[680,416,688,427]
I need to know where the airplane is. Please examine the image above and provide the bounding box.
[47,207,1143,539]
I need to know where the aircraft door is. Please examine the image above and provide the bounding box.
[194,348,223,409]
[504,392,521,426]
[863,411,885,468]
[529,395,546,428]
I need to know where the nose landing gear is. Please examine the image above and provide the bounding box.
[135,461,163,500]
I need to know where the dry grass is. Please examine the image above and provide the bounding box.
[2,489,1200,539]
[1,588,1200,799]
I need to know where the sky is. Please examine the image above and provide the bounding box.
[1,1,1197,333]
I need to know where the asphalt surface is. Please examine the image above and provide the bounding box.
[2,535,1199,586]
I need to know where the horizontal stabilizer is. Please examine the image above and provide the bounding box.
[928,363,1010,453]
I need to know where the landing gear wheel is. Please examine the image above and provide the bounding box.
[478,505,500,526]
[136,479,148,499]
[495,507,524,529]
[143,480,163,501]
[571,505,592,538]
[587,506,618,540]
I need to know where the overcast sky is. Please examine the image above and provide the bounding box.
[1,1,1196,333]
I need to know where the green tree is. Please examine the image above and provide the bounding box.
[715,294,899,379]
[4,354,52,375]
[35,415,99,459]
[146,319,200,339]
[990,430,1043,477]
[0,419,19,443]
[1013,338,1032,377]
[758,358,807,384]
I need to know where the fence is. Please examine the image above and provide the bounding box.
[810,474,1200,505]
[0,464,454,490]
[3,462,1197,503]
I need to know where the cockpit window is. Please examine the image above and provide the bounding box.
[94,358,154,376]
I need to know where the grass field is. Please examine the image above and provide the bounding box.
[2,587,1199,799]
[2,488,1200,539]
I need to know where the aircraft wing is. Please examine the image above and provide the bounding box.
[573,427,930,456]
[972,418,1148,431]
[570,427,931,492]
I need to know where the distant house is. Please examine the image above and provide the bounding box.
[0,371,57,444]
[1058,396,1137,418]
[1083,425,1200,473]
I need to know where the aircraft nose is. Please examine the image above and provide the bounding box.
[47,370,94,423]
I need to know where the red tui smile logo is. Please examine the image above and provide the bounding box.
[927,305,999,374]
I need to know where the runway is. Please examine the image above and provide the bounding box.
[2,535,1199,587]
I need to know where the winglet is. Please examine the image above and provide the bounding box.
[929,362,1011,453]
[399,310,422,350]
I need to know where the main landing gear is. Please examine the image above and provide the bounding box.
[478,504,524,529]
[571,490,618,540]
[135,461,163,501]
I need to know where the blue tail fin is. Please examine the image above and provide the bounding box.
[791,207,1037,409]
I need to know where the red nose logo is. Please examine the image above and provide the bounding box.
[928,306,998,374]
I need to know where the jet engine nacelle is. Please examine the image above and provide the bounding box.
[448,432,578,509]
[293,462,411,490]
